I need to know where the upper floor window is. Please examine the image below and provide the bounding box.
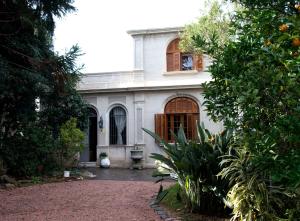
[110,106,127,145]
[166,38,203,72]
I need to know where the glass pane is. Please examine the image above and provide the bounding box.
[110,107,126,145]
[181,54,193,70]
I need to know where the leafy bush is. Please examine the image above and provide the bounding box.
[180,0,300,219]
[0,124,59,177]
[143,123,232,215]
[219,138,300,221]
[58,118,85,168]
[99,152,108,158]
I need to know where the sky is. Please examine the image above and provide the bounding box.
[54,0,207,73]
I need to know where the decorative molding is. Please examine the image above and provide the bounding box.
[137,108,143,143]
[163,70,199,76]
[108,96,126,104]
[79,84,203,94]
[127,27,183,36]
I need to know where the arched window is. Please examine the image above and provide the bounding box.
[110,106,127,145]
[155,97,199,142]
[166,38,203,72]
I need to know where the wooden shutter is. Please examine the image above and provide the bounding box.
[173,52,181,71]
[166,38,181,72]
[155,114,166,142]
[165,97,199,114]
[167,53,174,71]
[187,113,199,140]
[193,55,203,71]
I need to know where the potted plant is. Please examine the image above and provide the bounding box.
[99,152,110,168]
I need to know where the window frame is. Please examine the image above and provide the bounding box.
[166,38,203,72]
[155,97,200,143]
[109,106,127,145]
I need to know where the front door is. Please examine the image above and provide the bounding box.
[80,107,97,162]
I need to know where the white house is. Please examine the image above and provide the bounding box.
[77,27,223,168]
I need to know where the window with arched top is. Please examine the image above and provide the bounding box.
[155,97,199,142]
[109,106,127,145]
[166,38,203,72]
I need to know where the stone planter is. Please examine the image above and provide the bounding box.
[130,150,143,160]
[130,149,143,169]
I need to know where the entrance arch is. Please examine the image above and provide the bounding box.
[80,107,97,162]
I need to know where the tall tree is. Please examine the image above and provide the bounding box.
[182,0,300,219]
[0,0,87,175]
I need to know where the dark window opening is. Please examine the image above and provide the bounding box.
[181,54,193,70]
[167,114,188,141]
[109,106,126,145]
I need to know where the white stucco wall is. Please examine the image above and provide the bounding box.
[82,88,223,168]
[78,27,223,168]
[132,30,213,88]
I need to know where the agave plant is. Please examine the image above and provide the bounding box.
[143,122,233,214]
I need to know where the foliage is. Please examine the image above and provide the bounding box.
[152,170,172,203]
[99,152,108,158]
[0,0,88,176]
[0,157,6,176]
[0,123,59,177]
[160,183,185,211]
[180,0,231,57]
[182,0,300,219]
[59,118,85,168]
[143,123,233,215]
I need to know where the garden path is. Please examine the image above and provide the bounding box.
[0,169,163,221]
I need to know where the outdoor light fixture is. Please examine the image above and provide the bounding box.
[98,116,104,131]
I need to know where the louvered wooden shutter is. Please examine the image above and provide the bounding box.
[193,55,203,71]
[167,53,174,72]
[173,52,181,71]
[155,114,166,142]
[167,38,181,72]
[187,113,199,140]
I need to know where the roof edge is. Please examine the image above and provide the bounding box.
[127,26,183,36]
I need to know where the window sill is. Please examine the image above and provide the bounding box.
[163,70,199,76]
[109,144,129,147]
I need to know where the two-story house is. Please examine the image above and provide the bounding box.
[77,27,223,168]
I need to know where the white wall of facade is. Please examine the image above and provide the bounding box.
[82,88,223,168]
[78,27,223,168]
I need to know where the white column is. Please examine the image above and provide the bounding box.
[133,36,144,70]
[134,93,145,145]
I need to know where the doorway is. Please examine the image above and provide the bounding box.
[80,107,97,162]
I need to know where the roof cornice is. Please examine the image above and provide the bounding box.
[127,27,183,36]
[78,84,202,94]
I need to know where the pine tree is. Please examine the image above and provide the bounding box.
[0,0,87,175]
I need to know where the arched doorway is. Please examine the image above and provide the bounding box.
[80,107,97,162]
[155,97,199,142]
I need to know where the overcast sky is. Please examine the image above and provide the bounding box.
[54,0,207,73]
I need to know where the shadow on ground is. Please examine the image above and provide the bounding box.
[84,168,158,182]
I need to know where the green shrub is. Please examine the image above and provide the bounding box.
[160,183,185,211]
[58,118,84,168]
[219,138,300,221]
[143,122,232,215]
[0,124,59,177]
[99,152,108,158]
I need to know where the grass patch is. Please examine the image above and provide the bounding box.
[160,183,184,211]
[160,183,230,221]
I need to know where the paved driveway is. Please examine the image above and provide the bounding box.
[0,180,161,221]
